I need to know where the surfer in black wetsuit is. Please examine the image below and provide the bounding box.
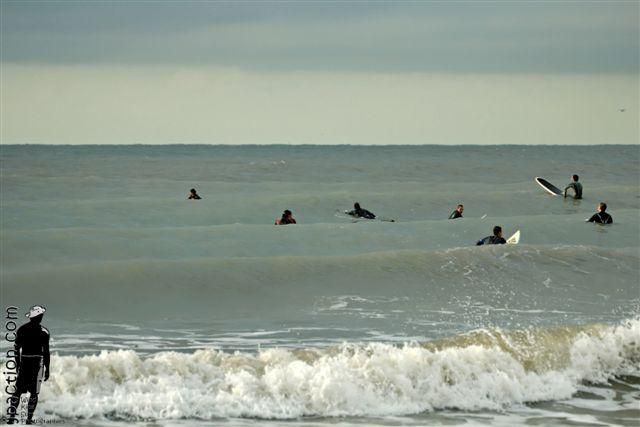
[7,306,50,425]
[275,209,297,225]
[586,202,613,224]
[188,188,202,200]
[563,175,583,199]
[449,204,464,219]
[346,202,376,219]
[476,226,507,245]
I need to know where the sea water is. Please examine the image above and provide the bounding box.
[1,145,638,426]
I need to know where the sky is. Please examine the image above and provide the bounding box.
[1,0,638,145]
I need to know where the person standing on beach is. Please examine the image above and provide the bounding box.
[7,305,50,425]
[449,204,464,219]
[563,175,583,199]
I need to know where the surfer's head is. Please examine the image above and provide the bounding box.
[26,305,46,323]
[354,202,361,210]
[493,225,502,237]
[572,175,579,182]
[283,209,292,218]
[598,202,607,212]
[457,204,464,212]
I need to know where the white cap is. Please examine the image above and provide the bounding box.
[26,305,46,318]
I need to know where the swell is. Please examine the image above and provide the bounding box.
[3,245,638,322]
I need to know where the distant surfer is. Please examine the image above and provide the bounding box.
[476,226,507,245]
[275,209,297,225]
[346,202,376,219]
[7,305,50,425]
[448,204,464,219]
[188,188,201,200]
[586,202,613,224]
[563,175,582,200]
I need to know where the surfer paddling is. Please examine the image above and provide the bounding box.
[448,204,464,219]
[563,175,583,199]
[346,202,376,219]
[476,226,507,245]
[7,306,50,425]
[586,202,613,224]
[275,209,297,225]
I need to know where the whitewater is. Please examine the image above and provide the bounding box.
[1,144,639,426]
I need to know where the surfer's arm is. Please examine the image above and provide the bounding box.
[586,214,597,223]
[43,331,50,379]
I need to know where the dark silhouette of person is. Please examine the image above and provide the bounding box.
[586,202,613,224]
[188,188,202,200]
[563,175,583,199]
[7,305,50,425]
[476,226,507,245]
[449,204,464,219]
[275,209,297,225]
[346,202,376,219]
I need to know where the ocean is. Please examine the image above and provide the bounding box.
[1,144,638,426]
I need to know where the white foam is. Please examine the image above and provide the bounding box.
[5,319,634,421]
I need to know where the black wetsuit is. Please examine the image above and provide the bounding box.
[587,212,613,224]
[347,208,376,219]
[564,182,583,199]
[276,217,296,225]
[8,321,50,423]
[449,210,463,219]
[476,235,507,246]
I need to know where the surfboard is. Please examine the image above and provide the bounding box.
[336,210,395,223]
[506,230,520,245]
[535,177,563,196]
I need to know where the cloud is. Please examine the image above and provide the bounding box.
[1,1,637,73]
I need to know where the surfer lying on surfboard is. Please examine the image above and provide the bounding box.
[476,226,507,245]
[346,202,376,220]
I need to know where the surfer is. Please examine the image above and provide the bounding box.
[188,188,202,200]
[563,175,583,199]
[7,306,50,425]
[448,204,464,219]
[586,202,613,224]
[275,209,297,225]
[346,202,376,219]
[476,226,507,245]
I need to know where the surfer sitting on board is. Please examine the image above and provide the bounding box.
[586,202,613,224]
[448,204,464,219]
[346,202,376,220]
[275,209,297,225]
[563,175,583,199]
[188,188,202,200]
[476,226,507,245]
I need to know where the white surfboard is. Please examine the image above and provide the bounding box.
[506,230,520,244]
[535,177,563,196]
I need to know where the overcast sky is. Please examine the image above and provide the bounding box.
[1,0,638,144]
